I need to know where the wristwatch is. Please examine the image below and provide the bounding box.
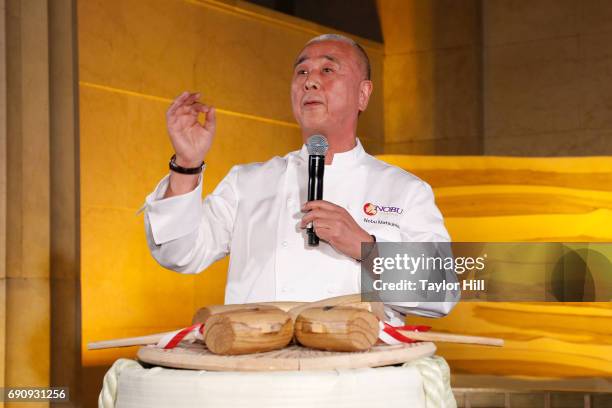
[169,154,205,175]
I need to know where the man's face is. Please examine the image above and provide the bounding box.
[291,41,370,135]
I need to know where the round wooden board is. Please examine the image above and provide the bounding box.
[137,342,436,371]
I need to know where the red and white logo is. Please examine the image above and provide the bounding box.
[363,202,404,216]
[363,203,378,216]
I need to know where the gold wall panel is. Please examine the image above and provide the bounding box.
[377,0,482,155]
[78,0,383,142]
[78,0,383,367]
[78,0,611,382]
[377,0,479,54]
[378,154,612,379]
[79,84,303,366]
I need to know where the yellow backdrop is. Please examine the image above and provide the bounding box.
[78,0,383,369]
[79,0,611,383]
[380,155,612,379]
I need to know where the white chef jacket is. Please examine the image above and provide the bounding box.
[143,139,458,318]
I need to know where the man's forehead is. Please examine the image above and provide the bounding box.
[294,41,355,66]
[294,54,339,67]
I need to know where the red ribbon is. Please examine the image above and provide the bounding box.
[382,322,431,343]
[163,323,205,349]
[162,322,429,350]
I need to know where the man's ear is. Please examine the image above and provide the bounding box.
[358,80,373,112]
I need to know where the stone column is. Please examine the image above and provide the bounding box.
[49,0,80,406]
[2,0,80,406]
[5,2,51,399]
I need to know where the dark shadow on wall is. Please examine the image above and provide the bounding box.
[246,0,383,43]
[380,0,484,155]
[430,0,484,155]
[550,247,611,302]
[83,365,111,407]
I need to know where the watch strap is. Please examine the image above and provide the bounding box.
[169,154,205,175]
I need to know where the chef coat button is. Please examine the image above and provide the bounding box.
[287,198,294,207]
[326,285,337,294]
[281,241,288,247]
[281,286,290,293]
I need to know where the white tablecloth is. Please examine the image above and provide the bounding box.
[99,357,456,408]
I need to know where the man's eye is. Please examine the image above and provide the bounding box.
[323,67,334,73]
[297,69,307,75]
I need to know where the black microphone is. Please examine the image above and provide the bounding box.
[306,134,329,246]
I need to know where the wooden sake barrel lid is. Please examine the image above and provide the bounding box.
[137,341,436,371]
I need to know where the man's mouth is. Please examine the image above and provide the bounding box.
[303,101,324,107]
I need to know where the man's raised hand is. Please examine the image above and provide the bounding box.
[164,91,216,198]
[166,91,216,168]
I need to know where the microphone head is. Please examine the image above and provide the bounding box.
[306,134,329,156]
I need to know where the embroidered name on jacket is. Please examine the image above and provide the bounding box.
[362,202,403,229]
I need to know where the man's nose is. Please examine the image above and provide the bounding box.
[304,75,320,90]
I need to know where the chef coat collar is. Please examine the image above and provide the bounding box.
[298,137,365,168]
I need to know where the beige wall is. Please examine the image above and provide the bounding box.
[378,0,612,157]
[377,0,483,155]
[4,0,52,399]
[483,0,612,155]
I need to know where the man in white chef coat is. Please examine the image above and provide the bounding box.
[143,34,458,319]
